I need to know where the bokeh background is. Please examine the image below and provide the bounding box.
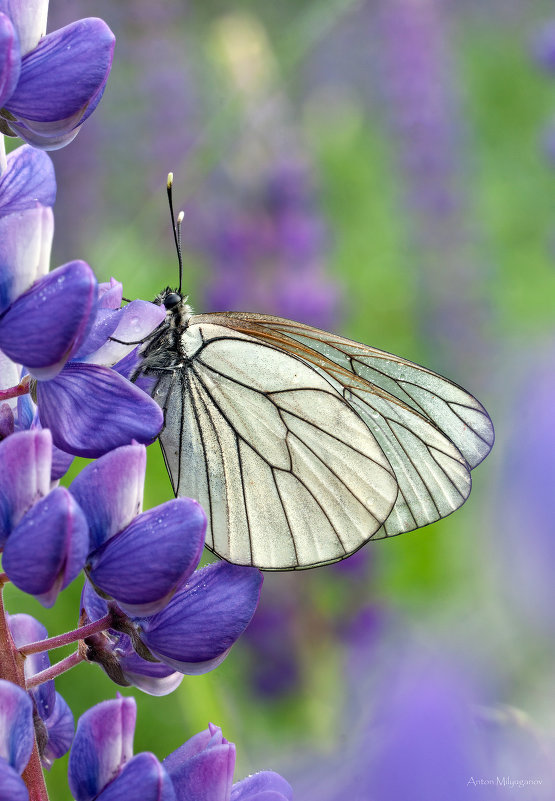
[5,0,555,797]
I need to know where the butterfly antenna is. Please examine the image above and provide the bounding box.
[166,172,184,295]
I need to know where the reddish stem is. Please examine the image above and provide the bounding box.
[19,613,113,656]
[0,585,50,800]
[0,376,30,401]
[26,651,83,690]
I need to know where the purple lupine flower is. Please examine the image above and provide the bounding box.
[70,443,207,617]
[532,20,555,74]
[0,428,51,548]
[134,562,263,675]
[3,486,89,607]
[0,145,55,314]
[68,697,292,801]
[0,1,115,150]
[376,0,490,379]
[7,612,74,769]
[80,579,183,696]
[191,161,340,331]
[0,260,165,457]
[0,679,34,800]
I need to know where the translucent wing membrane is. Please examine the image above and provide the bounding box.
[149,310,491,569]
[195,313,494,471]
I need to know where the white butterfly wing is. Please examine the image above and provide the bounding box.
[155,323,399,569]
[192,313,490,541]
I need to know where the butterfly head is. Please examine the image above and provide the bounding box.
[155,287,193,326]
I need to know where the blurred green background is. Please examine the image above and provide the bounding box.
[5,0,555,795]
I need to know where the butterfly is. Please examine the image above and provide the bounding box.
[133,176,494,571]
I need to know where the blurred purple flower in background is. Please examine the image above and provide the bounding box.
[376,0,491,378]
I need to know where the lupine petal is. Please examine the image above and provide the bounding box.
[0,679,34,774]
[3,486,89,607]
[0,145,56,215]
[0,12,19,110]
[0,145,55,314]
[98,752,176,801]
[84,301,165,367]
[4,119,82,150]
[88,499,206,617]
[0,206,53,316]
[163,736,235,801]
[50,442,74,481]
[0,0,48,55]
[73,309,120,361]
[0,761,29,801]
[231,772,293,801]
[41,692,74,770]
[37,363,163,458]
[98,279,123,310]
[70,444,146,551]
[68,696,136,801]
[138,563,263,674]
[0,261,97,379]
[113,347,157,394]
[5,19,115,129]
[0,402,14,437]
[0,428,51,547]
[0,349,19,405]
[8,614,54,721]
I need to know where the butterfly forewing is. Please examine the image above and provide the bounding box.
[154,322,399,569]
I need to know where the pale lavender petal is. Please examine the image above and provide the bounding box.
[70,444,146,551]
[0,0,48,55]
[73,308,120,361]
[98,278,123,310]
[98,752,176,801]
[8,613,54,721]
[3,486,89,607]
[6,19,115,134]
[0,12,19,109]
[0,261,97,379]
[84,301,165,367]
[88,499,206,617]
[138,563,263,674]
[37,363,163,458]
[0,206,53,315]
[0,428,51,547]
[68,696,136,801]
[0,679,34,773]
[41,692,74,770]
[0,145,56,215]
[0,349,19,404]
[231,772,293,801]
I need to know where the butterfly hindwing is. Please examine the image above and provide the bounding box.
[154,322,399,569]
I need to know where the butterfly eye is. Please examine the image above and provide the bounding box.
[164,293,181,310]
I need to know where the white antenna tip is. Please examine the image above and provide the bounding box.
[177,210,185,223]
[167,172,174,188]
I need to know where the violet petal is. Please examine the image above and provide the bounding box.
[0,761,29,801]
[68,696,136,801]
[138,563,263,674]
[89,499,206,617]
[0,206,53,316]
[0,261,97,380]
[84,301,165,367]
[3,486,89,607]
[0,428,51,547]
[98,279,123,310]
[0,679,34,774]
[37,363,163,458]
[163,729,235,801]
[6,18,115,125]
[0,145,56,215]
[41,691,74,770]
[98,752,176,801]
[70,444,146,551]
